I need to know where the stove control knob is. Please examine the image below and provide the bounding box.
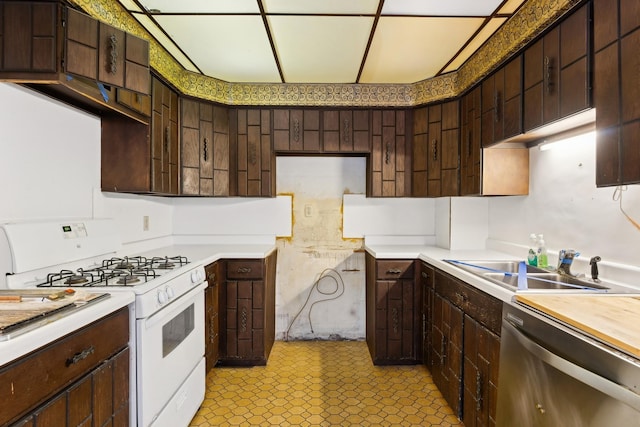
[191,270,203,284]
[157,289,168,305]
[166,286,175,299]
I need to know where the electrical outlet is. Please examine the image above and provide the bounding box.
[143,215,149,231]
[304,204,312,217]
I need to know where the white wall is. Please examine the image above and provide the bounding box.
[0,83,175,245]
[488,133,640,278]
[275,157,367,340]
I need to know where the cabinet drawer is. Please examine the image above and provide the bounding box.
[376,260,414,279]
[0,307,129,425]
[435,271,502,335]
[226,260,264,279]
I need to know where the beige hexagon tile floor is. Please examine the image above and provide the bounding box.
[190,340,463,426]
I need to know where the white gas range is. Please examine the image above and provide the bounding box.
[0,219,207,427]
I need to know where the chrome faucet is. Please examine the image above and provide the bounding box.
[557,249,580,277]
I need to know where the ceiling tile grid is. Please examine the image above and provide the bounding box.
[116,0,527,84]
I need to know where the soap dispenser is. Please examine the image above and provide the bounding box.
[527,234,538,266]
[537,234,548,268]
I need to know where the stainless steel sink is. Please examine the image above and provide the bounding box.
[445,260,637,293]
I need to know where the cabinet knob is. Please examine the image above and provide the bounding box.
[432,139,438,161]
[164,126,170,152]
[203,137,208,161]
[386,268,401,275]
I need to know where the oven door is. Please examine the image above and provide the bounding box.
[136,282,206,427]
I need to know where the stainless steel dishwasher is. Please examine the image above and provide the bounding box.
[496,301,640,427]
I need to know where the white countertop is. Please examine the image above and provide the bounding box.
[0,291,134,367]
[129,243,278,268]
[1,243,277,366]
[365,243,519,302]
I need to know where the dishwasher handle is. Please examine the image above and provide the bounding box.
[503,320,640,411]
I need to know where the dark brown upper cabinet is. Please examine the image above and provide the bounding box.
[322,110,371,153]
[181,99,230,196]
[368,110,411,197]
[231,109,275,197]
[523,2,591,133]
[0,2,150,123]
[412,100,459,197]
[460,85,529,196]
[101,76,177,195]
[273,109,320,152]
[594,0,640,186]
[481,55,522,147]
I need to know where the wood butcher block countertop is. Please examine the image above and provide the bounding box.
[516,294,640,359]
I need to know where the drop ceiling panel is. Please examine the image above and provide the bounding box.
[154,15,280,82]
[133,14,200,72]
[442,17,508,73]
[382,0,504,16]
[498,0,527,14]
[268,16,373,83]
[263,0,379,15]
[137,0,259,13]
[360,17,484,83]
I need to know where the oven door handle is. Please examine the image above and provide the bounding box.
[503,320,640,411]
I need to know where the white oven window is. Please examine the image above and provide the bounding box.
[162,303,195,357]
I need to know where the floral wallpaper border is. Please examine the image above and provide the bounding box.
[70,0,581,107]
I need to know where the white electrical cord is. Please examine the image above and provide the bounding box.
[613,185,640,231]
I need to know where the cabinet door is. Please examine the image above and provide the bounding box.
[273,109,320,152]
[594,0,640,186]
[65,7,98,79]
[234,109,274,196]
[181,100,229,196]
[481,56,522,145]
[419,262,434,367]
[212,106,230,196]
[559,3,590,118]
[412,107,429,196]
[502,56,522,140]
[463,315,500,427]
[460,87,482,196]
[98,23,125,88]
[441,100,460,197]
[1,2,58,73]
[374,278,417,362]
[224,279,266,361]
[204,262,220,372]
[369,110,409,197]
[151,77,178,195]
[123,32,150,94]
[322,110,370,153]
[427,104,442,197]
[432,291,463,418]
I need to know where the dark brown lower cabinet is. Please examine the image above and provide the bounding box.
[1,308,130,427]
[425,267,502,423]
[365,254,421,365]
[431,290,464,418]
[463,315,500,427]
[219,251,277,366]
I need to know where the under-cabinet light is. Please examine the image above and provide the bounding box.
[538,130,596,151]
